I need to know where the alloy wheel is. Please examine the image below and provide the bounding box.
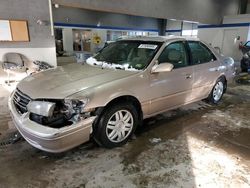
[213,81,224,102]
[106,110,134,143]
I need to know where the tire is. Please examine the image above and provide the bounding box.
[207,77,226,104]
[93,103,138,148]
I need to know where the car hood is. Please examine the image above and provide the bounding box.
[17,63,138,99]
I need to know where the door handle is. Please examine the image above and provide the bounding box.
[186,74,192,79]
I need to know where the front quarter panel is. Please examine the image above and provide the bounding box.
[66,71,151,116]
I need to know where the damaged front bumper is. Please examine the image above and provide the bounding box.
[8,93,96,153]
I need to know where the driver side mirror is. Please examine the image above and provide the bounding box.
[151,63,174,73]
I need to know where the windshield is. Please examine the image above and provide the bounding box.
[86,40,162,71]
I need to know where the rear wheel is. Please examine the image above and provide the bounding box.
[93,103,138,148]
[207,77,226,104]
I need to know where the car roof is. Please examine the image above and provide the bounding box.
[119,36,200,42]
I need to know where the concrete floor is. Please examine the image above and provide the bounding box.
[0,74,249,188]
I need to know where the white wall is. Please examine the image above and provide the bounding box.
[0,48,57,67]
[223,15,250,60]
[198,14,250,61]
[198,28,224,48]
[223,27,248,60]
[0,0,57,66]
[199,27,247,61]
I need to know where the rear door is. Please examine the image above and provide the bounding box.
[187,41,220,100]
[148,41,194,115]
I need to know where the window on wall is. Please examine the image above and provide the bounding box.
[128,31,149,36]
[182,29,198,36]
[182,22,198,37]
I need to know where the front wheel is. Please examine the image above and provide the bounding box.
[207,77,226,104]
[93,103,138,148]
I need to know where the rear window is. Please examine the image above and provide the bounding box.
[188,41,216,65]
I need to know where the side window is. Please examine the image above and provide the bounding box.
[188,41,216,65]
[158,42,188,69]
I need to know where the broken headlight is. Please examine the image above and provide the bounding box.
[27,101,56,117]
[62,98,89,122]
[29,98,90,128]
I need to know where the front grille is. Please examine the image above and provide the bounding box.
[13,89,32,114]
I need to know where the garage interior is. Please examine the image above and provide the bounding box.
[0,0,250,187]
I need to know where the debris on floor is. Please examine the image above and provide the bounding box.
[149,137,162,144]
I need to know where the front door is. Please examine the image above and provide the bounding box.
[148,41,194,115]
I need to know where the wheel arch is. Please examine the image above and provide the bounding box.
[93,95,143,128]
[217,74,227,92]
[205,74,227,101]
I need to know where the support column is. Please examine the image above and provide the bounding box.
[180,21,183,36]
[158,19,167,36]
[62,28,73,53]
